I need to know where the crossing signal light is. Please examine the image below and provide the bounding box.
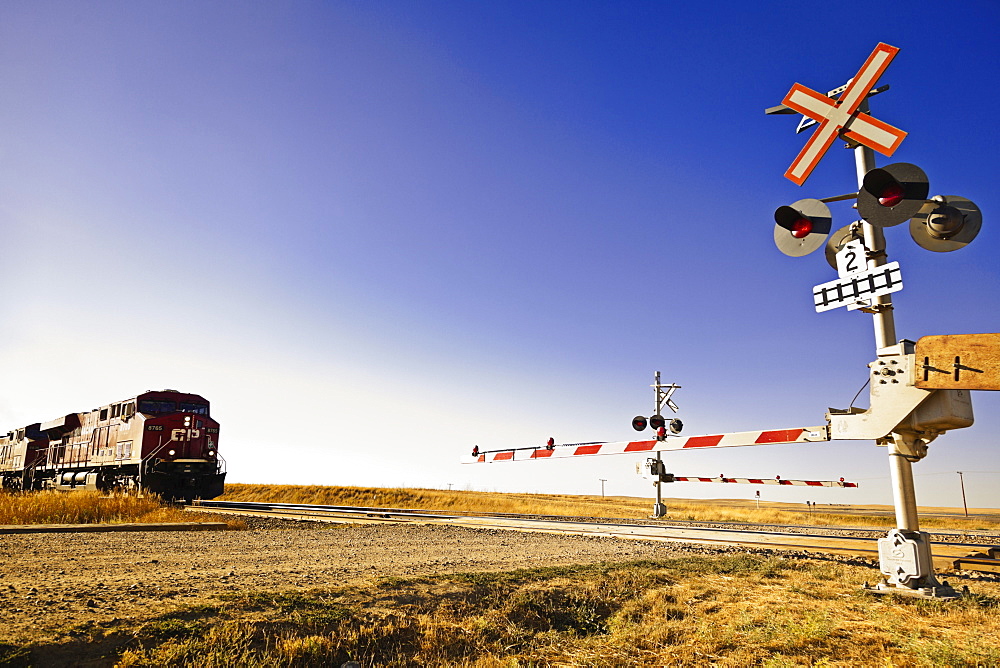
[546,437,555,450]
[633,415,683,434]
[824,223,862,269]
[774,198,832,257]
[910,195,982,252]
[857,162,929,227]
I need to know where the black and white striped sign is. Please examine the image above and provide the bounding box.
[813,262,902,313]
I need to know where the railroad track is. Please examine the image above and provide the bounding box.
[188,500,1000,574]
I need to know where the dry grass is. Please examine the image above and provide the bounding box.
[0,490,244,528]
[18,554,997,667]
[220,483,1000,532]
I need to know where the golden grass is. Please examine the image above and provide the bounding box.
[39,555,1000,667]
[221,483,1000,532]
[0,490,244,528]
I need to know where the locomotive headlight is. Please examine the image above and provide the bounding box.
[207,450,215,457]
[168,449,176,456]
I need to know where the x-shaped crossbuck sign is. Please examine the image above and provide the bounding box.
[783,43,907,185]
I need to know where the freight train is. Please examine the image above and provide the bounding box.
[0,390,225,501]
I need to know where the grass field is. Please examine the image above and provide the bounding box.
[3,485,999,665]
[0,490,242,528]
[7,554,997,667]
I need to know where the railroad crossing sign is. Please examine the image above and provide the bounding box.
[813,258,902,313]
[782,43,907,185]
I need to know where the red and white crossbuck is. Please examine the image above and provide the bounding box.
[782,42,907,185]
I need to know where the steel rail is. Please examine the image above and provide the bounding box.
[192,500,998,539]
[190,500,1000,573]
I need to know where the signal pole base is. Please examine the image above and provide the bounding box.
[865,529,964,600]
[862,581,964,601]
[651,502,667,518]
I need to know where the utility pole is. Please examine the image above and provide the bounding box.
[957,471,968,518]
[599,479,607,498]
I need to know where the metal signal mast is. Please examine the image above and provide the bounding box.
[770,42,991,600]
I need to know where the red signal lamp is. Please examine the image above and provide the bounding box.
[773,198,831,257]
[858,163,929,227]
[790,216,813,238]
[877,181,905,207]
[546,437,555,450]
[632,416,648,431]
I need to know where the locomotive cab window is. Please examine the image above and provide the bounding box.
[179,403,209,415]
[100,409,109,421]
[138,400,176,414]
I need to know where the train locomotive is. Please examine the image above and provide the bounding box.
[0,390,225,501]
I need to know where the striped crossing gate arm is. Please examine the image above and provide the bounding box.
[464,425,831,464]
[673,476,857,488]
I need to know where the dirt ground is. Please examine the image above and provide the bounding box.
[0,518,738,645]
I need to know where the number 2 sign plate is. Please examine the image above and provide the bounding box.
[813,244,902,313]
[836,240,870,278]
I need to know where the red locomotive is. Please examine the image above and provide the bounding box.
[0,390,225,501]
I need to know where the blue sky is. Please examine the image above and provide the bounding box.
[1,1,998,510]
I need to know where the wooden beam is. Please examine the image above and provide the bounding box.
[914,333,1000,391]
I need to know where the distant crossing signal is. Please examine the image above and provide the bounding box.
[633,415,682,434]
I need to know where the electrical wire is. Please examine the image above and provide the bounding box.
[848,377,870,411]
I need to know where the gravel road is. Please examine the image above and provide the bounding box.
[1,518,737,644]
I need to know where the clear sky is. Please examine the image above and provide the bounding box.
[1,1,998,510]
